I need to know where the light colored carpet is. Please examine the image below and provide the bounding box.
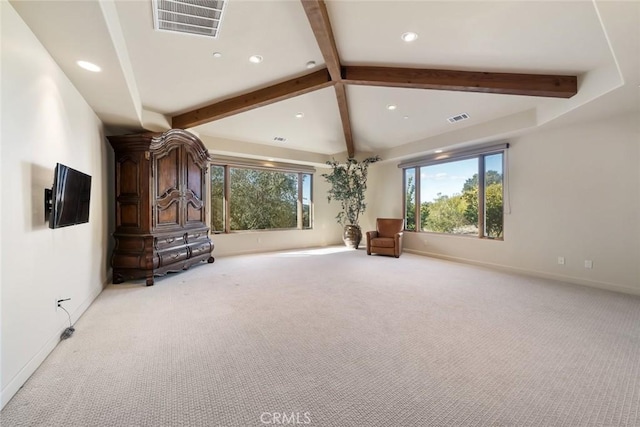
[2,247,640,427]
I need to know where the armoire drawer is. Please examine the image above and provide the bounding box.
[185,230,208,243]
[155,234,185,250]
[158,247,189,266]
[189,241,213,258]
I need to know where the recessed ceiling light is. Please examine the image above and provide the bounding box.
[249,55,263,64]
[403,115,409,120]
[306,61,316,69]
[401,32,418,42]
[77,60,101,72]
[295,112,304,118]
[435,149,443,153]
[212,52,222,58]
[386,104,397,111]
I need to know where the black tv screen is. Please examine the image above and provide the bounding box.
[47,163,92,229]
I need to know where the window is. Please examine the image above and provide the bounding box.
[301,173,312,229]
[210,159,314,233]
[401,144,507,239]
[404,168,416,231]
[210,165,225,232]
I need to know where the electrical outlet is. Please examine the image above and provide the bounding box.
[558,256,565,265]
[56,298,71,309]
[584,260,593,269]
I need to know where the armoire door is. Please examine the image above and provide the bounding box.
[153,144,182,229]
[183,145,207,226]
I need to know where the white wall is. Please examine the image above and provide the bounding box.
[360,161,404,234]
[213,167,343,257]
[1,2,110,408]
[370,113,640,294]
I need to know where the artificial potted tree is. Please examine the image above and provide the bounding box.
[322,155,380,249]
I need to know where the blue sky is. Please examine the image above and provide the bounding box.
[419,154,503,202]
[302,173,311,205]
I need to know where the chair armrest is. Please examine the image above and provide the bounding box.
[366,230,377,255]
[394,232,404,257]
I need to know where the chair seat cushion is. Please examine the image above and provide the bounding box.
[371,237,395,248]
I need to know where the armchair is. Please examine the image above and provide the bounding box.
[366,218,404,258]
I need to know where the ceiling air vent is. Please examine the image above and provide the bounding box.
[152,0,227,39]
[273,137,287,142]
[447,113,470,124]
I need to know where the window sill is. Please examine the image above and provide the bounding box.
[405,230,503,241]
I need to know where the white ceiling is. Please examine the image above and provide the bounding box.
[10,0,640,163]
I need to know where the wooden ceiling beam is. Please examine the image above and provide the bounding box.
[343,66,578,98]
[301,0,356,156]
[172,69,333,129]
[172,2,579,156]
[301,0,342,82]
[334,83,354,158]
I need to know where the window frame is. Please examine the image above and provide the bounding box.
[210,157,315,234]
[400,143,508,239]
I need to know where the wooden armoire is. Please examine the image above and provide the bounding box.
[108,129,214,286]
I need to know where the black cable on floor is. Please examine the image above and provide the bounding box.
[58,305,75,340]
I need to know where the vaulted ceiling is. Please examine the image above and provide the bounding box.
[10,0,639,163]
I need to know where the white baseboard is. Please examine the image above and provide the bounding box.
[1,281,106,410]
[404,248,640,296]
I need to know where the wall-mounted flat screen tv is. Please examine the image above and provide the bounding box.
[44,163,92,229]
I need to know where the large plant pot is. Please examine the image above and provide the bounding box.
[343,224,362,249]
